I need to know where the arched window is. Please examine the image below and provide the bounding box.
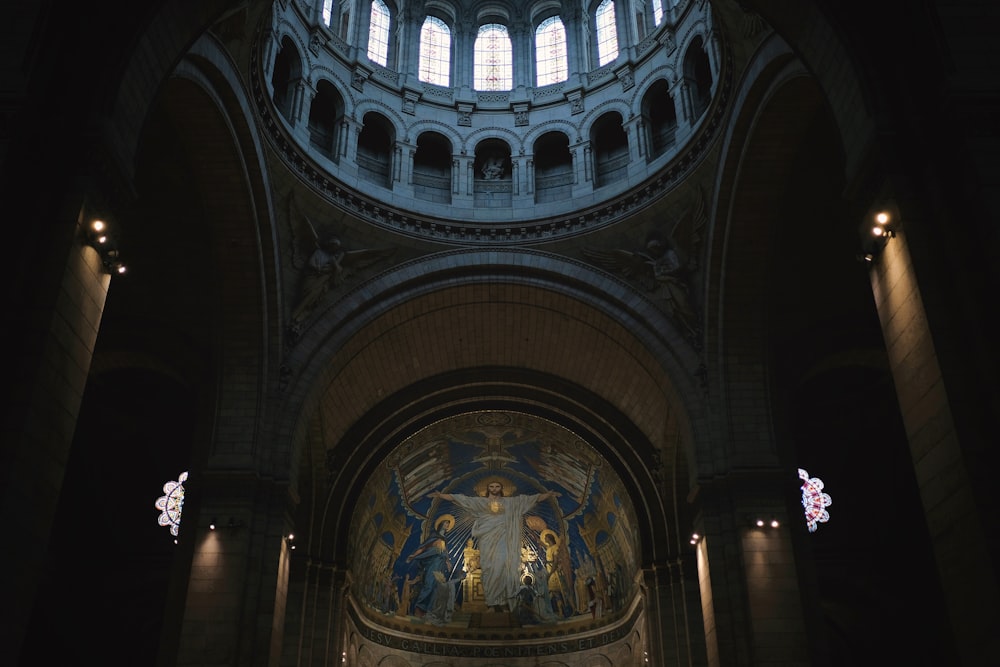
[419,16,451,86]
[367,0,391,66]
[651,0,663,26]
[535,16,568,87]
[596,0,619,66]
[474,24,513,91]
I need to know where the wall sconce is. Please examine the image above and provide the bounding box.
[84,218,127,275]
[857,210,896,263]
[689,532,701,545]
[209,517,245,531]
[285,533,296,550]
[752,517,780,529]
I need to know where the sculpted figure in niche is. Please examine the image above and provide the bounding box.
[428,480,560,612]
[480,153,505,179]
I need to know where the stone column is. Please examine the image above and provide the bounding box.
[866,201,1000,662]
[1,196,112,663]
[692,474,811,667]
[173,472,295,667]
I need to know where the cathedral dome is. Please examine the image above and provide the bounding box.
[261,0,725,242]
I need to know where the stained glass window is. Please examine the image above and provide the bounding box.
[799,468,832,533]
[367,0,390,66]
[535,16,568,87]
[474,24,513,91]
[155,471,189,537]
[419,16,451,86]
[596,0,619,66]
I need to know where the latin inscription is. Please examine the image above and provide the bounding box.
[358,626,630,658]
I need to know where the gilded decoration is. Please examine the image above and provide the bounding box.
[349,411,639,634]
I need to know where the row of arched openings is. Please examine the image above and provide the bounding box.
[270,32,713,202]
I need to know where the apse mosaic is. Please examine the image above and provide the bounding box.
[348,411,639,630]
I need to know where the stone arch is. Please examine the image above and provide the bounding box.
[413,130,454,203]
[642,77,678,159]
[533,130,574,202]
[591,110,629,188]
[272,34,304,121]
[309,78,347,159]
[357,110,397,187]
[682,34,713,121]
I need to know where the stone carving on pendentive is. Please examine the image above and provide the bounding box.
[286,194,396,340]
[582,187,707,346]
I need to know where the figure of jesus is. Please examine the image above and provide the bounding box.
[428,481,560,611]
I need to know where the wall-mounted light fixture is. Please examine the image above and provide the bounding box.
[285,533,296,550]
[84,218,127,275]
[858,209,897,263]
[751,517,780,529]
[689,532,701,545]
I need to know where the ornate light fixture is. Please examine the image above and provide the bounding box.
[798,467,832,532]
[155,471,189,540]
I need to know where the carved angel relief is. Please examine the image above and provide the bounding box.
[287,194,397,340]
[582,188,706,345]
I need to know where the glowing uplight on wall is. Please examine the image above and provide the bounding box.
[798,468,832,532]
[858,209,897,263]
[155,471,189,541]
[84,218,128,274]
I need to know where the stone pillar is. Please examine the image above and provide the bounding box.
[671,80,689,131]
[293,561,348,666]
[173,472,294,667]
[867,203,1000,662]
[290,79,309,128]
[1,197,111,663]
[693,474,811,667]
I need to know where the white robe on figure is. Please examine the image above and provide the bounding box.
[450,493,541,607]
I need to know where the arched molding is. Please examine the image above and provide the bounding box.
[579,98,633,128]
[633,66,679,103]
[310,69,358,111]
[463,126,526,155]
[352,100,408,136]
[164,38,282,471]
[704,47,832,476]
[276,249,707,503]
[408,120,465,150]
[522,120,578,150]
